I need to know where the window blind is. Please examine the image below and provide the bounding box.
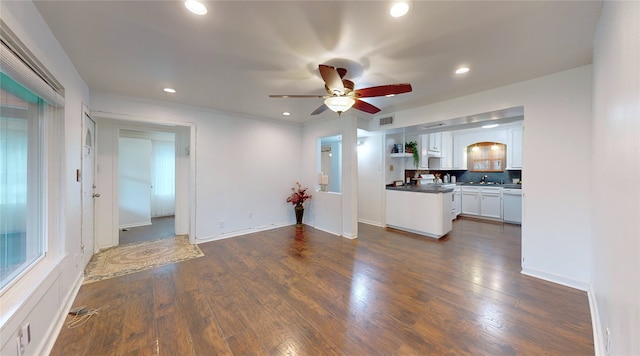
[0,24,65,107]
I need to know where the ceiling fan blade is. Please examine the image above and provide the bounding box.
[336,68,347,79]
[354,83,413,98]
[353,99,381,114]
[311,104,329,115]
[319,64,345,94]
[269,94,326,98]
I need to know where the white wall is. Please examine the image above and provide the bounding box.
[591,1,640,355]
[302,114,359,238]
[364,66,593,289]
[357,132,385,226]
[0,1,90,355]
[90,93,303,242]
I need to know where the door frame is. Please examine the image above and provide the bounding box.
[80,104,97,261]
[92,111,196,249]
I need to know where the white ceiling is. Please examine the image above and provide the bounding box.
[33,0,602,124]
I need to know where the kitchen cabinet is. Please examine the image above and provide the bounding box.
[428,132,442,156]
[461,187,480,215]
[452,136,468,170]
[480,187,502,219]
[453,186,461,218]
[507,128,523,169]
[461,186,502,219]
[440,131,453,169]
[469,142,505,172]
[386,189,453,238]
[419,134,429,169]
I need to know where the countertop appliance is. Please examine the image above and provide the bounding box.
[503,188,522,224]
[419,174,435,185]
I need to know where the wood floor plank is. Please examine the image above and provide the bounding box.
[51,219,594,355]
[155,312,194,356]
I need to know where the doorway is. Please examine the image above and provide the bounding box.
[118,129,176,245]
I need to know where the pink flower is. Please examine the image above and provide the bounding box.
[286,182,312,205]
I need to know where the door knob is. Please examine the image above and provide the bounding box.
[93,193,101,198]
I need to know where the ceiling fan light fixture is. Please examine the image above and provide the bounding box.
[185,0,207,15]
[325,96,356,114]
[390,1,411,17]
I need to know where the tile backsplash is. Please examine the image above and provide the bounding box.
[406,169,522,184]
[454,170,521,184]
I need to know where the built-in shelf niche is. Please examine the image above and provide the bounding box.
[468,142,506,172]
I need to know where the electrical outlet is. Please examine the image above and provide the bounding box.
[605,327,611,354]
[219,220,224,228]
[16,323,30,355]
[389,164,394,171]
[21,323,30,345]
[249,211,253,218]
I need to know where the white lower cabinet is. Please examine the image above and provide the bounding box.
[461,186,502,219]
[480,187,502,219]
[453,187,461,219]
[386,189,453,238]
[461,187,480,215]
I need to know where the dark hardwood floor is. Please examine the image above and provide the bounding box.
[52,218,594,355]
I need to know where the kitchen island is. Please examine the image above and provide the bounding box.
[386,185,454,238]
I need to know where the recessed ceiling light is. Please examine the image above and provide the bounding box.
[482,123,499,129]
[390,1,410,17]
[385,94,396,97]
[282,112,291,116]
[185,0,207,15]
[455,67,470,75]
[163,88,176,93]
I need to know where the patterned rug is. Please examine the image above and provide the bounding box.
[83,235,204,284]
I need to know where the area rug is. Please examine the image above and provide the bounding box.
[83,235,204,284]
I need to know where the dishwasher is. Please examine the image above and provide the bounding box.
[502,188,522,224]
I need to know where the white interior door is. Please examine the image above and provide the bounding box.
[118,137,152,229]
[81,110,96,255]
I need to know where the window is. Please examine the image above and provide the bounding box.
[0,73,45,290]
[0,24,64,293]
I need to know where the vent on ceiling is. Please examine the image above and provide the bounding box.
[379,116,394,126]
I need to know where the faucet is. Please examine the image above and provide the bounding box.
[481,175,488,183]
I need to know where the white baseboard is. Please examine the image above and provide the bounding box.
[587,286,604,356]
[311,225,342,237]
[521,267,589,291]
[195,222,291,243]
[357,218,384,227]
[39,272,83,356]
[342,232,358,239]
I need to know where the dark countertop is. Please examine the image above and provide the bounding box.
[457,182,522,189]
[386,185,454,194]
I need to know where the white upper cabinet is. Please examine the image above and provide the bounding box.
[507,127,523,169]
[427,132,442,156]
[440,131,453,169]
[452,135,468,170]
[419,134,429,169]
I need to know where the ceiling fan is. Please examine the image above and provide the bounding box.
[269,64,412,116]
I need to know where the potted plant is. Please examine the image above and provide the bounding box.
[405,141,420,168]
[286,182,312,227]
